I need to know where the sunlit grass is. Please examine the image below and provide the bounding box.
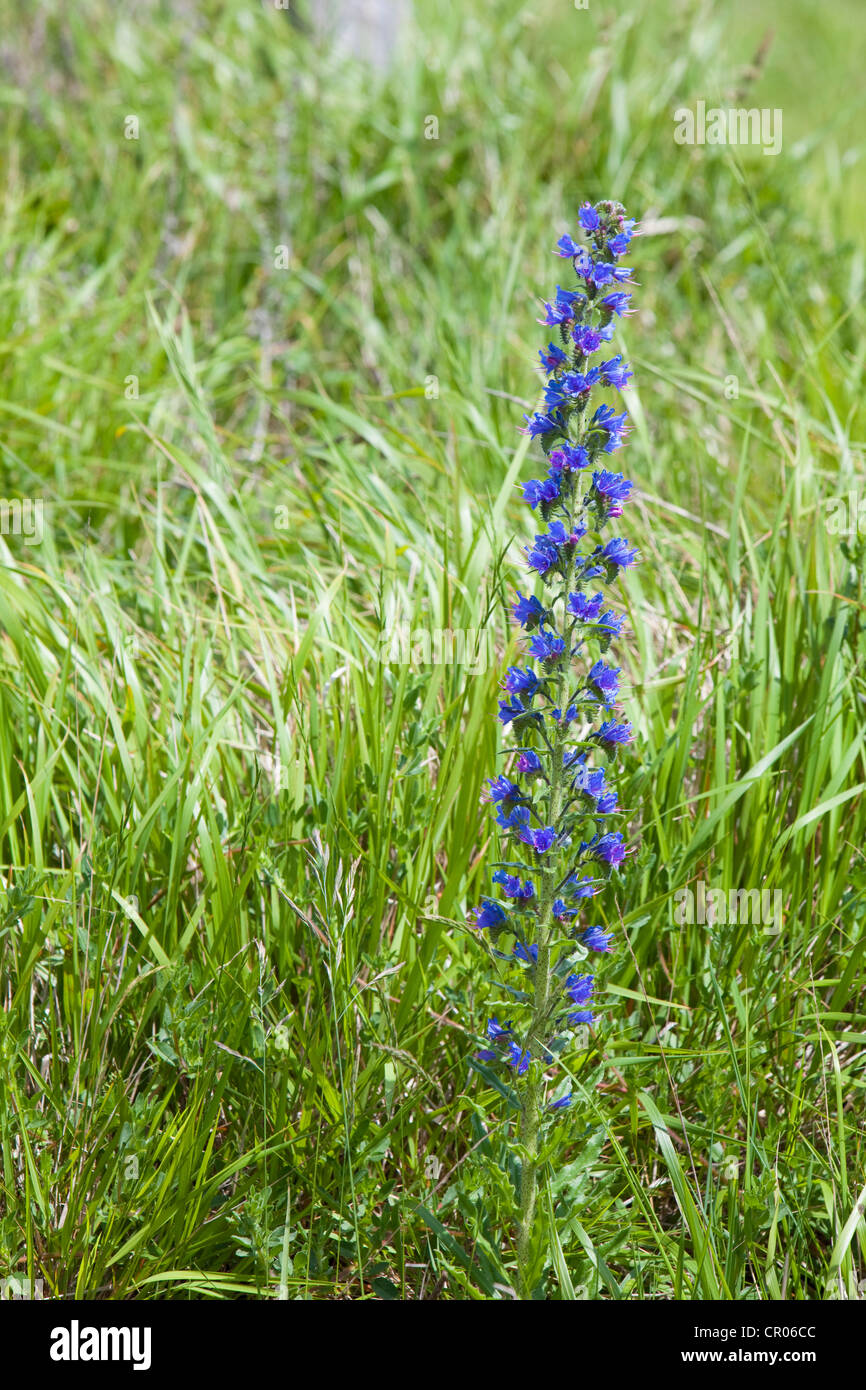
[0,0,864,1299]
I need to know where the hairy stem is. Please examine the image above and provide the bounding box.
[515,511,579,1299]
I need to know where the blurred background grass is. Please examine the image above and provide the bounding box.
[0,0,864,1299]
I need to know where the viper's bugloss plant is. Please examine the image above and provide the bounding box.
[473,199,640,1299]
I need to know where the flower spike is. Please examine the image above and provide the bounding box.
[471,199,641,1299]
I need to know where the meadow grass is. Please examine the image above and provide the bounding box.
[1,0,865,1299]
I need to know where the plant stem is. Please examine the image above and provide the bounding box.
[515,519,579,1299]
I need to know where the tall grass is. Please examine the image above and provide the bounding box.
[0,0,864,1298]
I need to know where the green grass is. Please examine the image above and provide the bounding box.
[1,0,865,1299]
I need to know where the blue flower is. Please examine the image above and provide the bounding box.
[538,285,582,326]
[546,370,601,408]
[548,441,590,474]
[592,717,634,748]
[512,591,546,630]
[584,831,627,867]
[529,628,566,664]
[523,475,560,509]
[566,973,594,1006]
[528,519,589,578]
[513,941,539,965]
[585,769,609,797]
[589,260,617,287]
[563,874,598,900]
[599,355,633,390]
[484,774,523,808]
[572,322,614,355]
[498,695,542,728]
[486,1016,513,1041]
[555,233,583,258]
[592,471,633,516]
[550,1093,573,1110]
[525,534,560,576]
[578,202,601,231]
[474,898,508,932]
[572,760,607,800]
[589,260,633,287]
[519,825,557,854]
[600,290,632,317]
[498,696,523,726]
[516,749,543,775]
[568,590,604,622]
[539,342,568,372]
[493,871,535,900]
[590,404,630,452]
[589,659,621,705]
[592,262,633,285]
[525,521,584,576]
[598,607,626,638]
[607,231,631,257]
[598,536,639,570]
[521,409,565,438]
[608,217,637,254]
[543,378,566,409]
[505,665,540,696]
[582,926,613,953]
[507,1041,531,1075]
